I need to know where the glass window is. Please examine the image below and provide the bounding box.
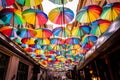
[16,62,29,80]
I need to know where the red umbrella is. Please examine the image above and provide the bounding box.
[24,47,34,52]
[0,26,17,38]
[42,28,52,38]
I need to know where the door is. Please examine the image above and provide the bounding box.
[0,52,10,80]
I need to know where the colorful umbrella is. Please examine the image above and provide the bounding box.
[0,0,15,7]
[24,47,34,52]
[50,45,63,51]
[82,42,93,50]
[100,2,120,21]
[42,38,50,45]
[0,26,17,38]
[34,49,44,55]
[65,38,80,45]
[21,38,35,45]
[41,45,48,50]
[22,9,48,26]
[16,0,43,6]
[90,19,111,37]
[29,44,41,49]
[42,28,52,38]
[48,7,74,24]
[50,38,65,45]
[45,50,56,55]
[34,38,42,45]
[17,28,35,38]
[35,28,52,38]
[71,25,91,37]
[76,5,102,23]
[49,0,71,5]
[35,38,50,45]
[34,28,42,38]
[52,27,71,37]
[20,43,28,48]
[13,38,22,44]
[73,44,82,49]
[0,8,25,25]
[81,35,98,45]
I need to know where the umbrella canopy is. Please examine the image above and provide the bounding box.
[34,28,42,38]
[20,43,28,48]
[52,27,71,37]
[24,47,34,52]
[35,38,50,45]
[22,9,48,26]
[13,38,22,44]
[42,28,52,38]
[71,25,91,37]
[29,44,41,49]
[49,0,71,5]
[81,35,98,49]
[21,38,35,45]
[16,0,43,6]
[50,38,65,45]
[67,45,83,51]
[90,19,111,37]
[52,45,63,51]
[0,19,5,24]
[100,2,120,21]
[35,28,52,38]
[76,5,102,23]
[0,8,25,25]
[65,37,80,45]
[0,0,15,7]
[0,26,17,38]
[48,7,74,25]
[17,28,35,38]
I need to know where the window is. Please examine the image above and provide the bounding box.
[16,62,29,80]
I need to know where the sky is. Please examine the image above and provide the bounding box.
[42,0,79,28]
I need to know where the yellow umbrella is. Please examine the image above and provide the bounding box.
[22,9,48,26]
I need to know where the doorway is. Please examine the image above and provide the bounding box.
[0,52,10,80]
